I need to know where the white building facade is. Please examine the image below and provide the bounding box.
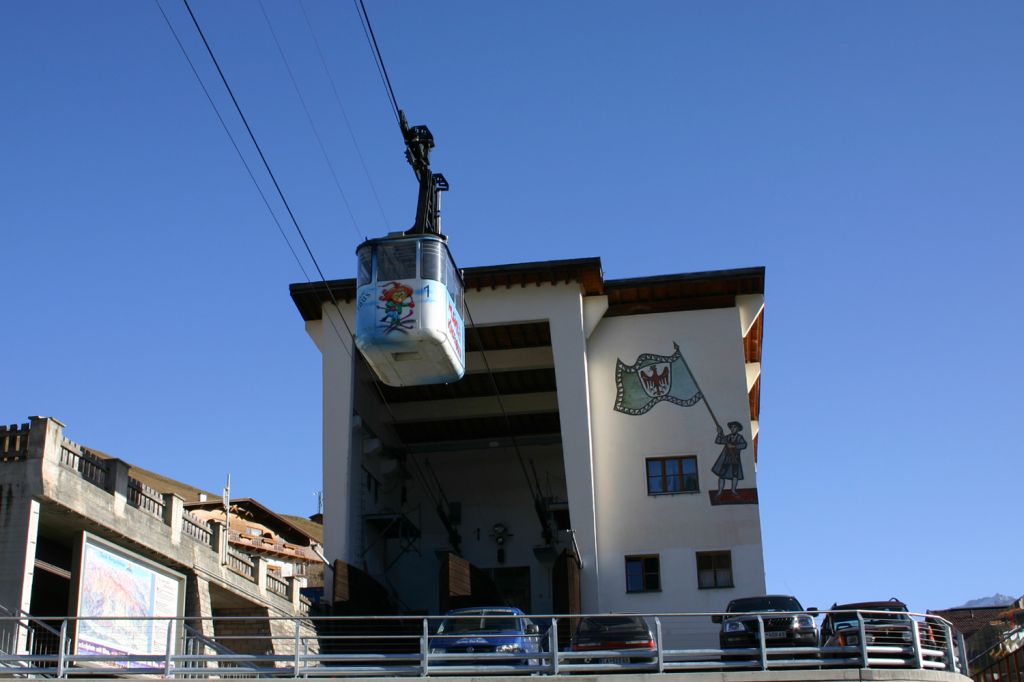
[290,259,766,631]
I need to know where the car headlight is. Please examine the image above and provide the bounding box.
[496,644,524,653]
[794,616,815,629]
[724,621,747,633]
[430,648,446,654]
[846,635,860,646]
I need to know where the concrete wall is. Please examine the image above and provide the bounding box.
[585,305,765,644]
[0,417,305,632]
[306,300,359,589]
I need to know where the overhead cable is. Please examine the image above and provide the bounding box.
[179,0,359,360]
[257,0,365,240]
[298,0,391,228]
[352,0,402,129]
[154,0,310,282]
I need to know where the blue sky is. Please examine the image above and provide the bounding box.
[2,1,1021,614]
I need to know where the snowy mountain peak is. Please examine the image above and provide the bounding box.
[957,594,1018,608]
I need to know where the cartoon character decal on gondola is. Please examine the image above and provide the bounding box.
[378,281,415,334]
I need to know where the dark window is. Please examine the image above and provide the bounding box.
[625,555,660,593]
[447,501,462,525]
[377,241,418,281]
[646,456,698,494]
[696,551,733,589]
[357,248,372,287]
[420,240,445,283]
[445,254,463,314]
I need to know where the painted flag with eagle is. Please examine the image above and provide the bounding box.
[614,342,703,415]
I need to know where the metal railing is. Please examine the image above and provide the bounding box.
[58,445,107,488]
[0,603,67,674]
[226,548,255,580]
[0,609,967,679]
[127,476,166,518]
[267,573,289,597]
[182,510,213,546]
[0,424,29,461]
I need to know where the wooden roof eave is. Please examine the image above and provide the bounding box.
[289,257,606,322]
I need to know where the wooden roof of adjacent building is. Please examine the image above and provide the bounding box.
[929,603,1024,639]
[186,497,323,546]
[82,447,323,545]
[84,446,218,503]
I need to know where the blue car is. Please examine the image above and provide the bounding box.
[429,606,543,666]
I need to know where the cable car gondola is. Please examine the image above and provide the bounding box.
[354,115,465,387]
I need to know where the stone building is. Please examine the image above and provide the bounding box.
[0,416,319,658]
[290,258,766,644]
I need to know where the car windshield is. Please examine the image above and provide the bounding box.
[728,597,803,613]
[437,613,520,634]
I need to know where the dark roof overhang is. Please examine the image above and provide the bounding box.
[604,266,765,317]
[290,258,763,322]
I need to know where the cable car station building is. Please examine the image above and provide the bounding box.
[290,259,766,636]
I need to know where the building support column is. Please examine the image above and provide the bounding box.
[0,417,57,653]
[0,496,40,654]
[547,292,601,613]
[184,573,215,639]
[313,306,357,598]
[462,285,601,613]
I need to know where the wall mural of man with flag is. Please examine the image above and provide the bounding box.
[712,421,747,496]
[614,342,757,506]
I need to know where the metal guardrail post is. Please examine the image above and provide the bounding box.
[549,617,559,675]
[57,619,67,678]
[164,619,174,677]
[943,622,956,672]
[911,619,923,668]
[655,617,664,673]
[421,617,429,676]
[857,612,869,668]
[293,618,302,677]
[304,637,310,678]
[957,632,969,675]
[757,615,767,670]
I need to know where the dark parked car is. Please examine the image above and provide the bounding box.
[429,607,543,666]
[569,615,657,665]
[819,598,936,664]
[716,595,818,654]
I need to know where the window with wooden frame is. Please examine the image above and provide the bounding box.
[625,554,660,593]
[646,456,699,494]
[696,550,733,589]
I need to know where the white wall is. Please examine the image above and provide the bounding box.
[585,305,765,642]
[308,301,359,595]
[310,284,766,625]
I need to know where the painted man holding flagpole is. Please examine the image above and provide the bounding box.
[712,421,747,497]
[615,341,756,504]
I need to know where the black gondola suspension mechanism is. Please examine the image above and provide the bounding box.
[354,111,465,388]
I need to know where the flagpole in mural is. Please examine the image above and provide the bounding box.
[614,341,757,506]
[673,347,721,432]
